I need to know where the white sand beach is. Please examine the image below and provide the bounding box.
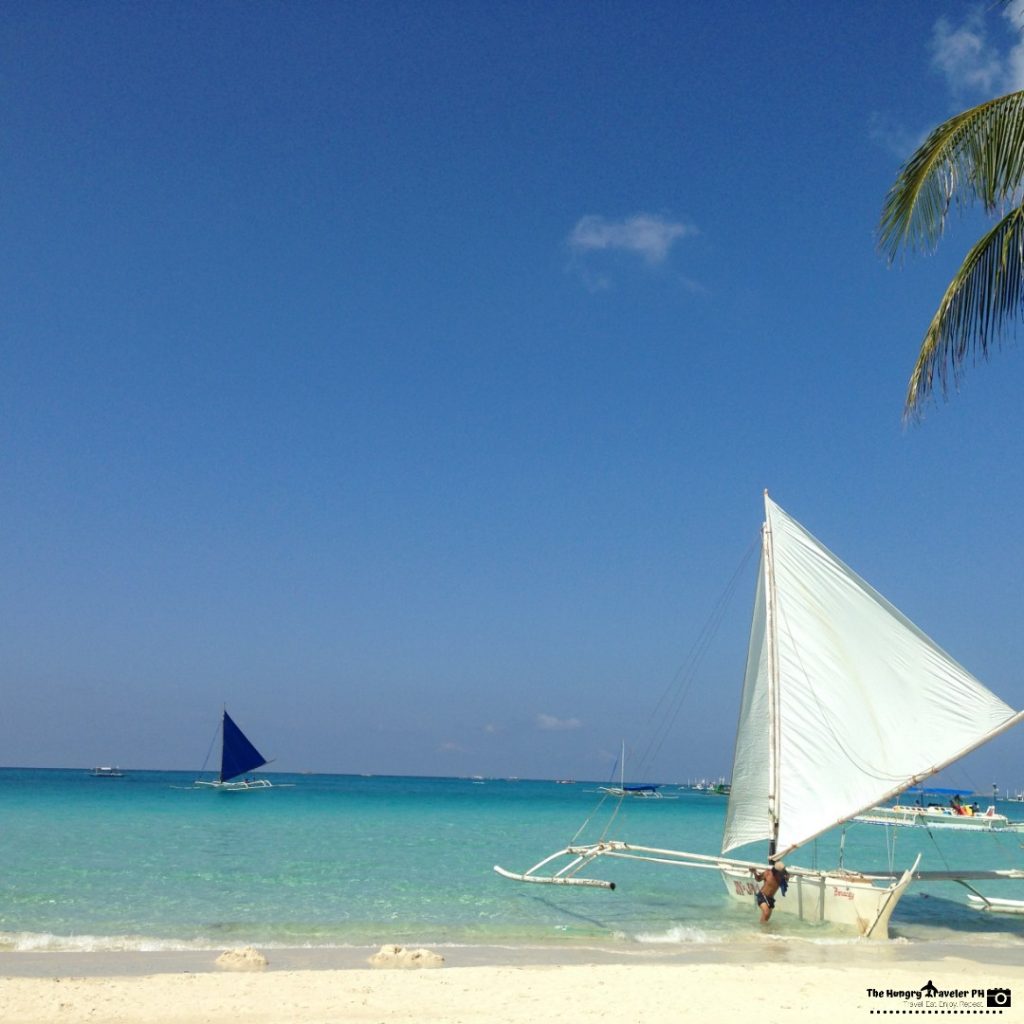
[3,951,1022,1023]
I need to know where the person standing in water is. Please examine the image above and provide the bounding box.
[750,862,788,923]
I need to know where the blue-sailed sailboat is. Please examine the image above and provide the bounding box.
[195,709,275,791]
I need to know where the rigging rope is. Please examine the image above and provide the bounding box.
[199,716,220,774]
[562,534,759,846]
[631,535,758,782]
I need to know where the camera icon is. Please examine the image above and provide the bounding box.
[986,988,1011,1008]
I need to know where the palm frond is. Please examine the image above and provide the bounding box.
[904,204,1024,419]
[880,91,1024,263]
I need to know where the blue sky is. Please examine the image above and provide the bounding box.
[3,1,1024,790]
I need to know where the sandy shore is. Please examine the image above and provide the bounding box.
[2,947,1022,1023]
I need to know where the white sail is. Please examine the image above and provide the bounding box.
[721,550,773,851]
[723,494,1023,857]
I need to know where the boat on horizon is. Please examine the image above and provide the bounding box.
[194,709,279,792]
[496,492,1024,938]
[89,766,125,778]
[599,784,667,799]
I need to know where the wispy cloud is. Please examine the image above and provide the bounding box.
[536,713,582,731]
[868,111,925,159]
[928,2,1024,98]
[930,10,1004,97]
[568,213,696,266]
[873,4,1024,161]
[1006,0,1024,91]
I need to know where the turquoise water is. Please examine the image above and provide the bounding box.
[2,768,1023,952]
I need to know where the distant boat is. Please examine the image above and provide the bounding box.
[89,766,124,779]
[856,802,1023,832]
[855,787,1024,832]
[599,784,665,799]
[194,709,275,792]
[597,744,677,800]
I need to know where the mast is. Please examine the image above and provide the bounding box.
[762,491,781,860]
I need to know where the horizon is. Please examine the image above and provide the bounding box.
[3,766,1015,802]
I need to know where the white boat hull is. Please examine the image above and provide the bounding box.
[719,861,917,939]
[854,804,1022,832]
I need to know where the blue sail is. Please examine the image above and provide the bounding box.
[220,711,268,782]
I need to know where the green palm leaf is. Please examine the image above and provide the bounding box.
[880,90,1024,263]
[879,89,1024,415]
[904,205,1024,418]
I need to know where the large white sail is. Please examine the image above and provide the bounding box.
[723,494,1023,857]
[721,550,773,852]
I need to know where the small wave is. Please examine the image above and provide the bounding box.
[0,932,220,953]
[0,931,390,953]
[631,925,716,944]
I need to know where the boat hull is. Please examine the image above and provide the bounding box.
[719,863,915,939]
[854,805,1021,832]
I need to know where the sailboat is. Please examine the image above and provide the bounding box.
[194,709,275,791]
[597,743,674,799]
[495,492,1024,937]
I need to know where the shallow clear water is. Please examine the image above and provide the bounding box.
[1,768,1022,952]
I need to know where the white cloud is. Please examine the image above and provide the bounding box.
[1004,0,1024,91]
[873,6,1024,161]
[928,4,1024,97]
[869,111,926,160]
[930,12,1003,96]
[536,713,582,731]
[567,213,696,266]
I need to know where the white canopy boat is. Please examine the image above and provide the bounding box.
[495,493,1024,938]
[854,802,1024,832]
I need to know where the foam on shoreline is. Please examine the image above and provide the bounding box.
[3,933,1024,979]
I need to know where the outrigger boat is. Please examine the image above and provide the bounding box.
[855,802,1024,832]
[599,784,666,799]
[596,744,677,800]
[495,493,1024,938]
[194,709,277,792]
